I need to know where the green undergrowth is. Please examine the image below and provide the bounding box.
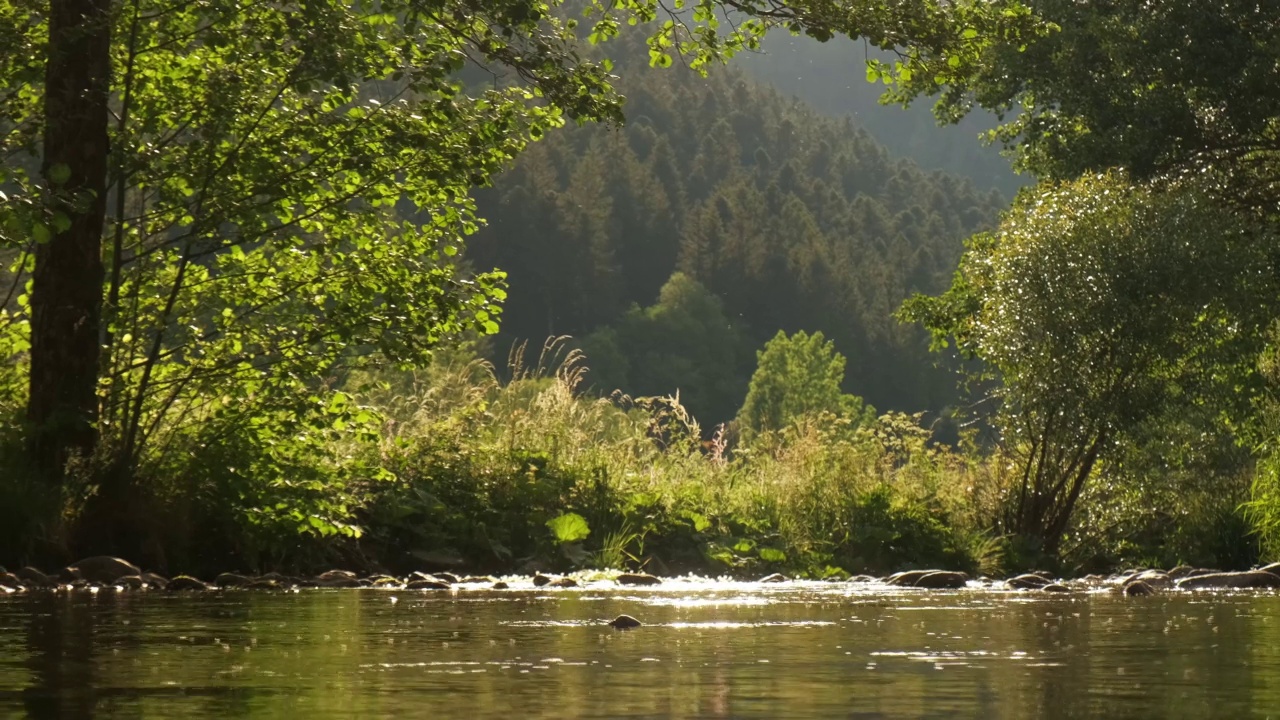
[0,340,1261,577]
[357,342,1005,578]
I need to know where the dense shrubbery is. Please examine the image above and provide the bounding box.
[360,341,996,577]
[0,336,1265,576]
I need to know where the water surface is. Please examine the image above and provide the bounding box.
[2,580,1278,718]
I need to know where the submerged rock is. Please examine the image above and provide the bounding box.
[1040,583,1071,593]
[317,576,362,588]
[616,573,661,586]
[547,577,579,588]
[215,572,250,588]
[167,575,210,592]
[608,614,642,629]
[459,576,496,584]
[17,567,53,587]
[1130,570,1173,588]
[141,572,169,589]
[532,573,553,587]
[1006,573,1053,590]
[1122,580,1156,596]
[1258,562,1280,576]
[257,572,294,584]
[888,570,968,589]
[406,579,451,590]
[243,578,281,590]
[1176,570,1280,590]
[317,570,357,583]
[848,575,877,583]
[114,575,144,589]
[70,556,140,584]
[759,573,790,583]
[913,571,969,589]
[491,581,510,590]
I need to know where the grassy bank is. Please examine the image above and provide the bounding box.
[0,340,1259,578]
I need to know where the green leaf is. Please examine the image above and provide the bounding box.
[546,513,591,544]
[758,547,786,562]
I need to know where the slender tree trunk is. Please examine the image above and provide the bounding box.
[27,0,112,476]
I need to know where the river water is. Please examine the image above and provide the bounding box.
[1,580,1278,718]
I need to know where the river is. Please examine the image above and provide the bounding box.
[1,580,1278,718]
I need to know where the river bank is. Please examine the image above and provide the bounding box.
[6,555,1280,598]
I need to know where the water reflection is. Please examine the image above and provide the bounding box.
[2,584,1280,718]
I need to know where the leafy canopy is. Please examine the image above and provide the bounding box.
[890,0,1280,208]
[736,330,875,443]
[901,172,1279,550]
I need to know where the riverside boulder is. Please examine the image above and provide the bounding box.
[406,579,451,590]
[616,573,661,586]
[1122,580,1156,596]
[1006,573,1053,590]
[1176,571,1280,590]
[70,556,140,584]
[167,575,211,592]
[114,575,145,589]
[16,567,53,587]
[888,570,968,589]
[215,573,250,588]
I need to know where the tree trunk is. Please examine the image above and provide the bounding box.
[27,0,112,476]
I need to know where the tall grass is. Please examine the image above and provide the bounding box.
[360,339,1004,576]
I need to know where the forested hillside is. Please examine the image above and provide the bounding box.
[737,35,1026,197]
[467,50,1005,425]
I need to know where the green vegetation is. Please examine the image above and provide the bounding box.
[901,173,1278,558]
[4,0,1280,579]
[736,330,875,444]
[469,55,1007,415]
[362,340,993,577]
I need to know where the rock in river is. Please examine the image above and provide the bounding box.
[1122,580,1156,597]
[70,556,141,584]
[888,570,969,589]
[406,579,451,590]
[1176,571,1280,590]
[114,575,145,589]
[609,615,642,629]
[759,573,790,583]
[215,572,250,588]
[616,573,661,586]
[167,575,211,592]
[1258,562,1280,576]
[1006,573,1053,590]
[16,567,53,587]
